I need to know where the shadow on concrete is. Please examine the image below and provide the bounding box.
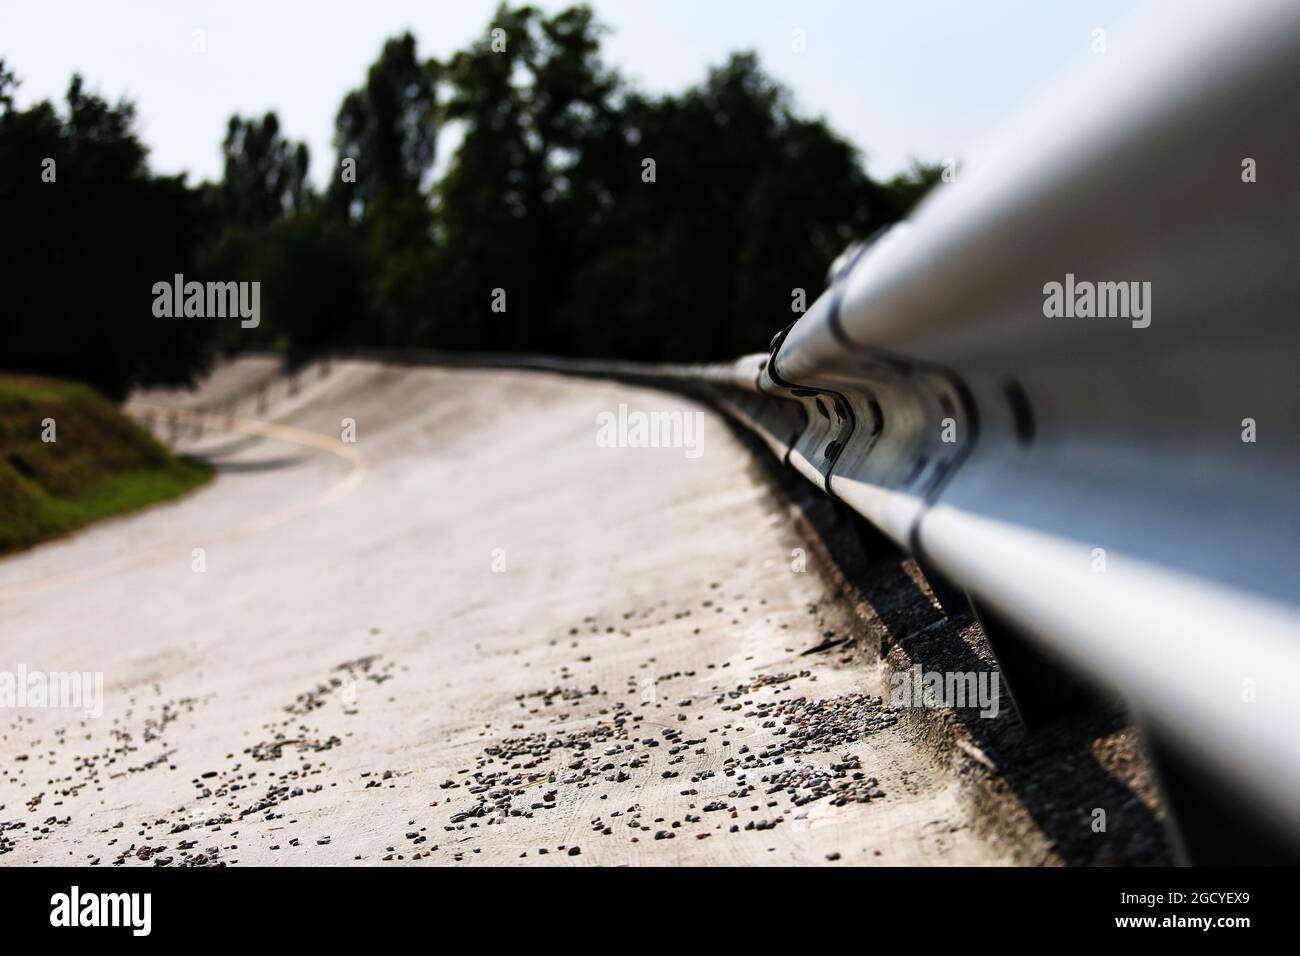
[717,412,1173,866]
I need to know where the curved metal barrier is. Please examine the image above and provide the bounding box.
[199,0,1297,861]
[659,0,1300,861]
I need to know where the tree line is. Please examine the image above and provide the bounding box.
[0,4,942,400]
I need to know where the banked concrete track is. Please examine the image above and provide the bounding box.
[0,356,1097,867]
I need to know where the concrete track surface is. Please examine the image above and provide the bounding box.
[0,358,1010,866]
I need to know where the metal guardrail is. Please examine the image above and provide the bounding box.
[191,0,1297,862]
[649,0,1300,862]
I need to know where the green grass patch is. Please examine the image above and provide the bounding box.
[0,375,212,555]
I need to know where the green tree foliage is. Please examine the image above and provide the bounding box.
[328,32,440,217]
[432,3,622,352]
[881,161,946,219]
[1,8,947,397]
[0,63,215,400]
[556,52,894,360]
[199,206,363,370]
[220,112,309,226]
[202,111,341,367]
[322,32,442,348]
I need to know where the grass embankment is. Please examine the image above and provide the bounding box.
[0,375,212,555]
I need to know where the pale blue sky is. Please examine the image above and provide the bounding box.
[1,0,1214,187]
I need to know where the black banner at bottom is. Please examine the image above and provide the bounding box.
[0,865,1284,941]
